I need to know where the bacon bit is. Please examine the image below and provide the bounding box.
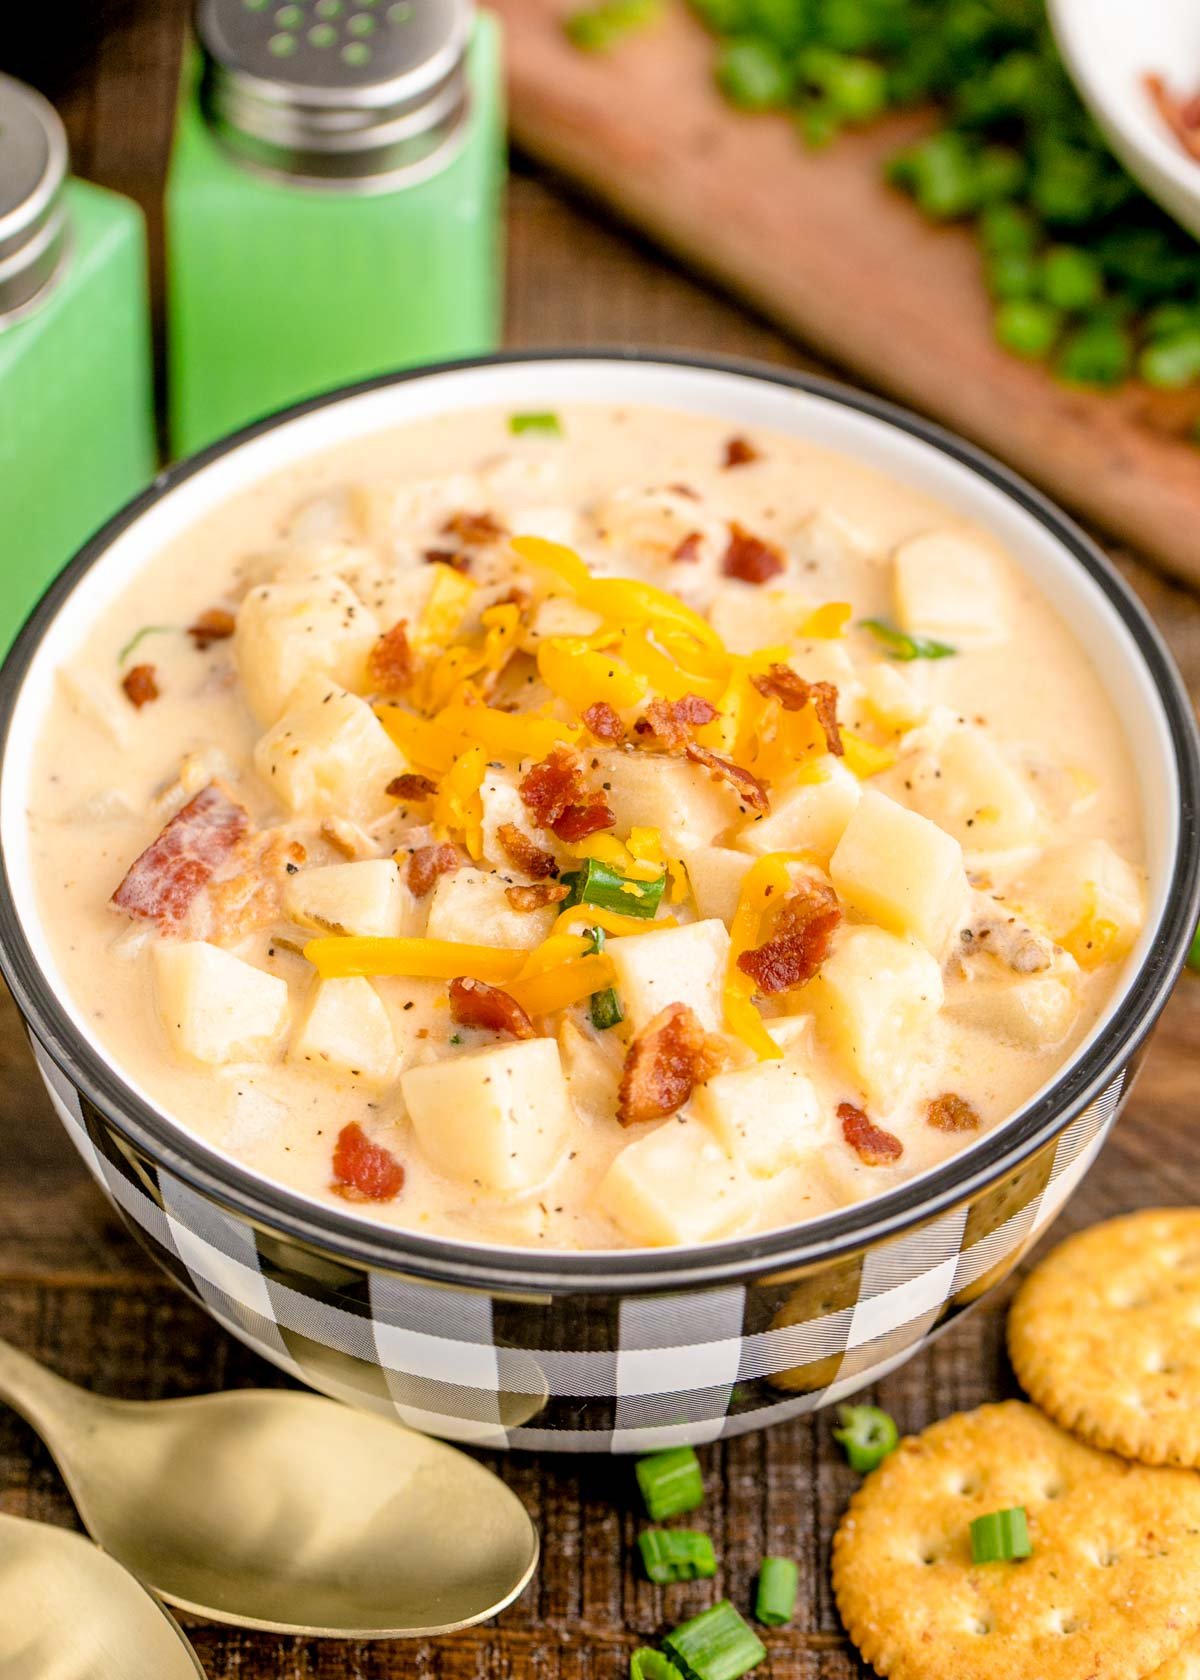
[112,782,250,929]
[926,1092,980,1133]
[406,842,460,897]
[423,547,470,571]
[839,1102,903,1166]
[671,530,704,564]
[367,620,414,693]
[582,700,625,742]
[737,878,841,994]
[519,746,616,843]
[617,1003,728,1125]
[505,880,571,912]
[1145,73,1200,160]
[187,607,236,649]
[208,834,306,944]
[497,821,559,879]
[449,975,537,1038]
[121,664,159,709]
[723,434,761,469]
[443,509,507,547]
[722,522,785,585]
[685,742,769,814]
[751,663,843,757]
[636,693,719,750]
[387,773,437,802]
[331,1122,405,1202]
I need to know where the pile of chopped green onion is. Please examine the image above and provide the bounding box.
[567,0,1200,402]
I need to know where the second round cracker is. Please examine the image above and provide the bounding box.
[1009,1208,1200,1467]
[831,1401,1200,1680]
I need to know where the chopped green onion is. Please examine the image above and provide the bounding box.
[1187,922,1200,971]
[636,1446,705,1521]
[754,1555,798,1626]
[833,1403,899,1473]
[795,45,887,124]
[1056,319,1133,388]
[638,1527,718,1583]
[564,0,661,50]
[859,619,956,661]
[970,1506,1032,1564]
[1040,245,1104,311]
[978,201,1039,259]
[986,251,1038,301]
[1139,330,1200,391]
[994,298,1062,360]
[118,624,175,664]
[663,1599,766,1680]
[716,36,793,109]
[560,857,667,918]
[510,411,563,436]
[584,925,625,1029]
[631,1651,685,1680]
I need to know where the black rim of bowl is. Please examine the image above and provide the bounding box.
[1,348,1197,1295]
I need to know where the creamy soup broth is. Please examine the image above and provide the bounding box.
[26,405,1145,1249]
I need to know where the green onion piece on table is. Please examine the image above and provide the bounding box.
[833,1403,899,1473]
[754,1555,799,1626]
[663,1599,766,1680]
[970,1506,1032,1564]
[564,0,662,51]
[509,411,564,436]
[560,857,667,918]
[638,1527,718,1583]
[859,619,956,661]
[636,1445,705,1521]
[631,1651,685,1680]
[584,926,624,1030]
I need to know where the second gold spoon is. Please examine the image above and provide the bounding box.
[0,1337,538,1637]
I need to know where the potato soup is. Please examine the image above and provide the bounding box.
[26,405,1146,1249]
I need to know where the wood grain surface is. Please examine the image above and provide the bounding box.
[2,6,1199,1676]
[495,0,1200,590]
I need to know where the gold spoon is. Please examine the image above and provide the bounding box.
[0,1337,538,1637]
[0,1510,206,1679]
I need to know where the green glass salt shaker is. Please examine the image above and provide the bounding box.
[166,0,504,458]
[0,74,155,656]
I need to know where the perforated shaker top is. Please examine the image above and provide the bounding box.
[0,74,70,322]
[197,0,472,188]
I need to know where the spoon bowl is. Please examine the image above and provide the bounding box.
[0,1510,205,1679]
[0,1339,538,1636]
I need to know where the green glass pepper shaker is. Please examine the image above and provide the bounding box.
[166,0,505,458]
[0,74,155,656]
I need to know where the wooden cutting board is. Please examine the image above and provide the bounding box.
[495,0,1200,587]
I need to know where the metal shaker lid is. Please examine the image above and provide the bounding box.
[196,0,473,190]
[0,74,70,324]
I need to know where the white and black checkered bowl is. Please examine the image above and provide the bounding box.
[1,354,1197,1452]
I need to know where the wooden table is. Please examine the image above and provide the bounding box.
[4,6,1199,1675]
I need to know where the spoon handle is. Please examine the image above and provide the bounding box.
[0,1336,94,1443]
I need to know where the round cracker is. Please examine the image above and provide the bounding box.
[831,1401,1200,1680]
[1009,1209,1200,1467]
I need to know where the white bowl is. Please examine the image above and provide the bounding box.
[1050,0,1200,240]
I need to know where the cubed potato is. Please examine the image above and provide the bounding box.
[254,674,407,825]
[290,977,400,1086]
[234,577,379,726]
[944,972,1080,1049]
[606,918,730,1034]
[595,1118,757,1245]
[1014,840,1146,969]
[735,757,861,864]
[861,663,929,732]
[284,860,414,939]
[902,726,1041,851]
[594,748,743,851]
[693,1059,821,1178]
[682,846,754,923]
[708,587,812,655]
[58,666,132,749]
[830,788,967,955]
[154,941,290,1065]
[806,925,944,1107]
[787,637,859,696]
[557,1017,622,1120]
[424,866,557,949]
[892,529,1007,647]
[401,1037,573,1191]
